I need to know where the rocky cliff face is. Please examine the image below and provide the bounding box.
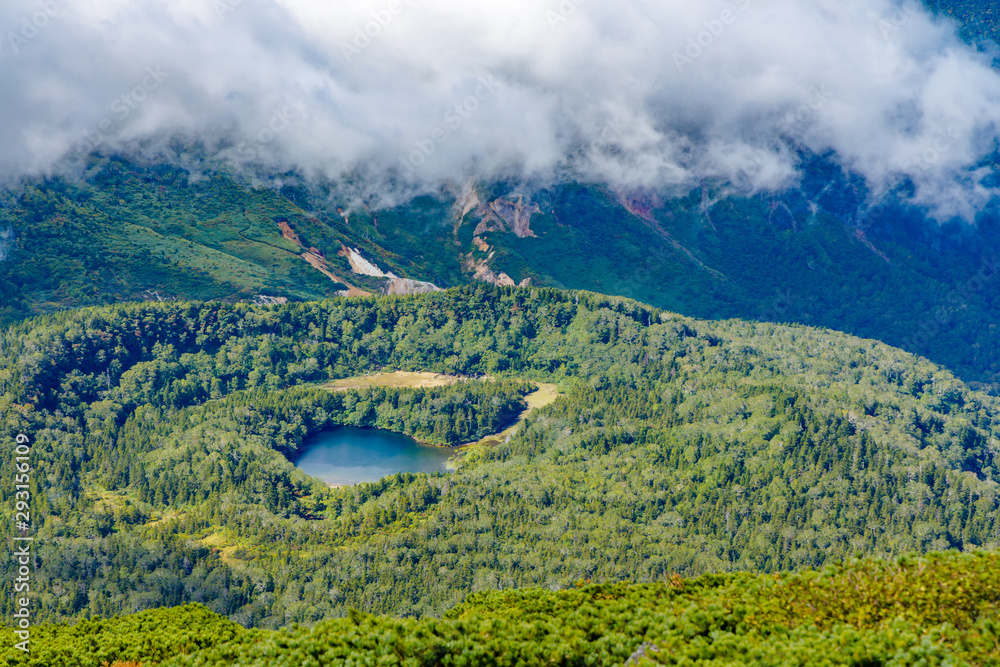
[463,254,530,288]
[613,189,663,223]
[277,220,369,296]
[340,245,386,277]
[450,183,540,288]
[383,277,442,295]
[454,180,482,222]
[472,194,540,238]
[340,244,442,295]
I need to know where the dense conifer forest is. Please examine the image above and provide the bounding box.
[0,286,997,643]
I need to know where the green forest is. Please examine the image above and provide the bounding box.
[0,286,997,647]
[6,152,1000,395]
[1,550,997,665]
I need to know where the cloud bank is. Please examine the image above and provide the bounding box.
[1,0,999,218]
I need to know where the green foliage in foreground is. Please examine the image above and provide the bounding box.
[0,603,245,667]
[1,550,997,666]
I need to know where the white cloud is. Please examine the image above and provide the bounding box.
[0,227,12,262]
[1,0,998,218]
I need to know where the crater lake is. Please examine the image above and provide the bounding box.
[292,426,455,486]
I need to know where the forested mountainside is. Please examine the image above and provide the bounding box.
[1,286,997,629]
[2,550,998,666]
[5,155,1000,394]
[3,2,1000,394]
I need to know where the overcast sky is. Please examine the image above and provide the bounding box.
[1,0,999,218]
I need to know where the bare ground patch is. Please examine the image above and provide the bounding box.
[323,371,462,391]
[318,373,560,450]
[463,382,560,448]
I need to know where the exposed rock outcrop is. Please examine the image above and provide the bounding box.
[454,179,481,221]
[613,188,726,282]
[275,219,370,296]
[853,227,892,264]
[613,189,663,223]
[383,277,442,295]
[253,295,289,306]
[339,245,386,277]
[473,195,540,238]
[276,219,303,246]
[463,254,530,288]
[339,243,442,295]
[303,251,370,296]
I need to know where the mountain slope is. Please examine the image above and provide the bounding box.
[4,0,1000,388]
[5,154,1000,393]
[0,157,399,321]
[1,286,998,627]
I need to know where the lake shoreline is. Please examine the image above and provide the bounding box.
[294,425,454,487]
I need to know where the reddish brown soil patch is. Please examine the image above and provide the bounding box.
[277,220,303,246]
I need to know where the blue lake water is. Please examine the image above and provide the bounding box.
[292,426,454,486]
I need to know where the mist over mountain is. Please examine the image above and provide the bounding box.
[2,0,1000,218]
